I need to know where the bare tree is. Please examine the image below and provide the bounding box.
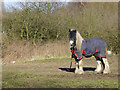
[2,0,6,14]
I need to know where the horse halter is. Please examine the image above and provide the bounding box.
[70,38,77,51]
[70,42,77,51]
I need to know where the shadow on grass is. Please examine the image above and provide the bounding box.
[58,67,96,73]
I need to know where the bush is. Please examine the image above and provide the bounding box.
[2,2,119,53]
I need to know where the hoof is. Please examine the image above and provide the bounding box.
[75,70,79,74]
[103,70,110,74]
[103,72,110,74]
[75,70,84,74]
[75,72,84,74]
[78,71,84,74]
[94,71,103,74]
[94,68,103,74]
[95,69,98,72]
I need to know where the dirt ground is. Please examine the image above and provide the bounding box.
[2,55,118,88]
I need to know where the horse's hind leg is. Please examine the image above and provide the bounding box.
[102,58,110,74]
[95,57,104,73]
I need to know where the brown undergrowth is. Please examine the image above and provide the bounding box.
[2,40,70,63]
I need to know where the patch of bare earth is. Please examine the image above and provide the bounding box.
[2,55,118,88]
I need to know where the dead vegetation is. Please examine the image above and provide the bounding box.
[2,2,119,63]
[2,40,70,63]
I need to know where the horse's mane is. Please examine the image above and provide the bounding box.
[76,31,84,51]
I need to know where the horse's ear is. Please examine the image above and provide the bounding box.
[69,29,71,32]
[75,29,76,32]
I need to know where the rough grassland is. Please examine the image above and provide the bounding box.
[2,56,118,88]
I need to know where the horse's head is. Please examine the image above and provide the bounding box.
[69,29,77,49]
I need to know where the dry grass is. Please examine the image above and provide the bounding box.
[2,40,71,63]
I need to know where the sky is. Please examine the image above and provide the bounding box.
[3,0,119,11]
[5,2,18,8]
[4,0,71,12]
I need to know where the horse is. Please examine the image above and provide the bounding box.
[69,29,111,74]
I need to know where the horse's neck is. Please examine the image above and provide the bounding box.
[76,31,83,50]
[78,33,83,42]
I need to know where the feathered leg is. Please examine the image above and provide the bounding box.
[75,60,84,74]
[75,61,79,74]
[102,58,110,74]
[95,57,104,73]
[78,60,84,74]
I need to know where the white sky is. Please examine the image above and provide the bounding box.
[3,0,119,11]
[2,0,120,2]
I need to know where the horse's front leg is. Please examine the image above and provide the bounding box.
[75,60,84,74]
[78,60,84,74]
[75,61,79,74]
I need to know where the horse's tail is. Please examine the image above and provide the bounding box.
[107,50,112,56]
[105,42,112,56]
[105,46,112,56]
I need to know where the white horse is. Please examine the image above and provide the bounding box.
[69,29,111,74]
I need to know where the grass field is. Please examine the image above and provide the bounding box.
[2,56,118,88]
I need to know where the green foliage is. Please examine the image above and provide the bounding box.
[2,2,119,53]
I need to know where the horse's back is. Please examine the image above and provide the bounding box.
[84,37,106,48]
[82,37,107,57]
